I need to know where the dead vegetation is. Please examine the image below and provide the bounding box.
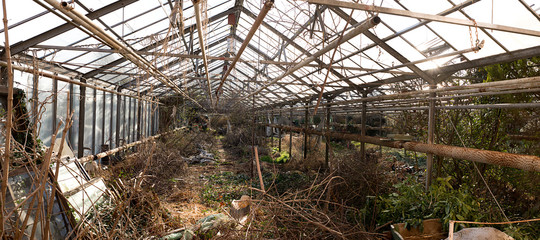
[108,129,215,196]
[280,133,326,171]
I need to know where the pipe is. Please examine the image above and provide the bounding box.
[320,76,540,108]
[78,127,184,163]
[192,0,214,106]
[215,0,274,105]
[39,0,200,108]
[266,124,540,172]
[240,16,381,102]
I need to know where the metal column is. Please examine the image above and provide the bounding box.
[91,88,96,154]
[52,76,58,134]
[77,80,86,158]
[122,94,126,142]
[109,90,114,148]
[303,102,308,160]
[270,109,274,148]
[101,91,106,148]
[68,83,74,147]
[325,98,331,169]
[137,99,142,140]
[127,97,132,143]
[31,71,38,130]
[426,85,436,190]
[289,106,293,161]
[361,90,367,161]
[278,107,282,152]
[115,90,121,147]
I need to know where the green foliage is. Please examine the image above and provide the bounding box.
[201,172,249,207]
[275,151,290,163]
[378,176,483,231]
[263,148,290,163]
[260,155,273,163]
[504,224,540,240]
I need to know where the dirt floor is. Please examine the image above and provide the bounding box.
[159,140,245,226]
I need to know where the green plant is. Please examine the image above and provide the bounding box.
[504,224,540,240]
[201,172,249,206]
[260,155,273,163]
[378,176,484,231]
[275,151,289,163]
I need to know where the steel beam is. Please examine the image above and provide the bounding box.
[307,0,540,37]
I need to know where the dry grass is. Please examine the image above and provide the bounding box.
[280,133,326,171]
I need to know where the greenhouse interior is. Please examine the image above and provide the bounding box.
[0,0,539,239]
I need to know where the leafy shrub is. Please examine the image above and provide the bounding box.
[378,176,483,231]
[275,151,290,163]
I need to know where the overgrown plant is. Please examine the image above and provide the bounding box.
[378,176,484,231]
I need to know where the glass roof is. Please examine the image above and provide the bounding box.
[1,0,539,108]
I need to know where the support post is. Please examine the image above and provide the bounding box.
[115,89,121,147]
[303,101,309,160]
[270,109,274,149]
[68,83,74,146]
[361,90,367,161]
[426,85,436,190]
[150,103,154,135]
[91,87,96,154]
[52,76,58,134]
[101,91,106,148]
[77,79,86,158]
[31,71,38,130]
[127,96,132,143]
[251,96,256,179]
[278,107,282,152]
[325,98,332,169]
[122,94,126,141]
[109,89,114,148]
[289,106,293,161]
[137,99,142,140]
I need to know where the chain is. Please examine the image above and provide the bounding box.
[468,19,479,52]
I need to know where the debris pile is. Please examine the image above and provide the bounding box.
[182,144,215,164]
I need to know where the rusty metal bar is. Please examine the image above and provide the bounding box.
[266,124,540,172]
[192,0,214,106]
[215,0,274,105]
